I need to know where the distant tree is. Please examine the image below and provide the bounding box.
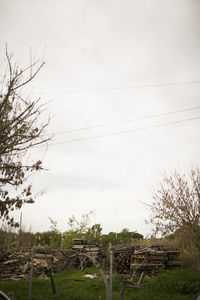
[67,211,93,234]
[35,231,52,247]
[86,223,103,243]
[149,167,200,262]
[100,230,143,252]
[62,211,94,248]
[121,228,129,233]
[35,218,61,248]
[91,223,102,235]
[118,229,143,244]
[48,217,61,248]
[0,47,50,227]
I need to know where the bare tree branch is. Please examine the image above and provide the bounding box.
[0,47,51,227]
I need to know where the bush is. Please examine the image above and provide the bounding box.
[152,269,200,296]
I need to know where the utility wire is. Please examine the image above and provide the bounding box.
[56,105,200,135]
[49,115,200,145]
[37,79,200,95]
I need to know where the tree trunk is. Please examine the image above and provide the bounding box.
[119,275,127,300]
[197,247,200,279]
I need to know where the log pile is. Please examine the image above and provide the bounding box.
[34,247,78,272]
[0,247,82,281]
[131,247,166,275]
[150,245,181,270]
[0,246,105,281]
[0,251,45,281]
[0,245,181,281]
[113,245,181,276]
[113,247,134,274]
[72,239,105,268]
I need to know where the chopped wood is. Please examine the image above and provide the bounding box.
[113,245,181,276]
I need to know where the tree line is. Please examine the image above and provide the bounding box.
[0,212,143,252]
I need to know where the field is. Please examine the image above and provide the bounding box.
[0,268,200,300]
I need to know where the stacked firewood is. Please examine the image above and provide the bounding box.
[0,251,44,281]
[131,247,166,275]
[113,247,134,274]
[0,247,81,281]
[34,247,78,272]
[72,240,105,269]
[0,245,181,281]
[150,245,181,270]
[113,245,181,276]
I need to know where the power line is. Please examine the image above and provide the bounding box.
[56,105,200,135]
[37,79,200,95]
[49,115,200,145]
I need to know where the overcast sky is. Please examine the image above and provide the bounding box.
[1,0,200,236]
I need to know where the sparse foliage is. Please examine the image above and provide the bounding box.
[0,47,50,227]
[62,212,94,248]
[149,167,200,262]
[67,211,93,234]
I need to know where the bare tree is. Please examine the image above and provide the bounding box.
[149,167,200,262]
[0,47,51,227]
[77,252,110,300]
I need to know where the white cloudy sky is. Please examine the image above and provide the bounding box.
[1,0,200,236]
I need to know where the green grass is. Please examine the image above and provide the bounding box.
[0,268,199,300]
